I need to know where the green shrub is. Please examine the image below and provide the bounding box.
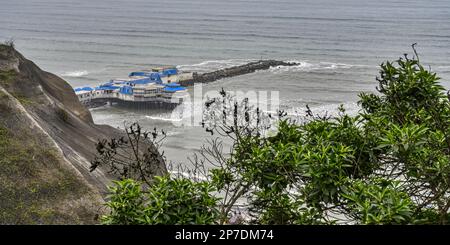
[101,179,145,225]
[342,179,414,224]
[102,177,220,225]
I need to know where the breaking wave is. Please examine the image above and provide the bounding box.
[168,170,208,181]
[177,59,257,73]
[61,70,89,77]
[145,115,183,122]
[177,59,368,75]
[269,61,368,74]
[436,66,450,70]
[285,102,360,118]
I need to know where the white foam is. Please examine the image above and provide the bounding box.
[62,70,89,77]
[177,59,368,75]
[436,66,450,70]
[168,170,208,181]
[145,115,183,122]
[269,61,367,74]
[165,131,180,137]
[177,59,257,73]
[285,102,360,118]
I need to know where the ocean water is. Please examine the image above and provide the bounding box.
[1,0,450,165]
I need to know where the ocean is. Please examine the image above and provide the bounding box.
[1,0,449,165]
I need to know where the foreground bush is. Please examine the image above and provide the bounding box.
[102,177,219,225]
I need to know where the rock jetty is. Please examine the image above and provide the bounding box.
[179,60,298,86]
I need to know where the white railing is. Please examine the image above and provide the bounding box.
[78,91,184,104]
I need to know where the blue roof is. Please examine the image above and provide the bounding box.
[164,86,186,92]
[95,85,120,90]
[162,68,178,76]
[129,71,152,77]
[119,85,133,95]
[129,71,163,83]
[74,86,94,92]
[165,83,181,87]
[130,77,152,84]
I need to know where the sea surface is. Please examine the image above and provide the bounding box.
[1,0,450,165]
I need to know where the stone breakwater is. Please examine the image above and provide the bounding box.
[179,60,299,86]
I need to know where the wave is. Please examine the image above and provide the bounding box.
[177,59,257,73]
[165,131,181,137]
[436,66,450,70]
[285,102,360,118]
[168,170,208,181]
[62,70,89,77]
[141,100,201,126]
[269,61,368,74]
[145,115,183,122]
[178,59,368,75]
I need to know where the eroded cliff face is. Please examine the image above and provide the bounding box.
[0,44,166,224]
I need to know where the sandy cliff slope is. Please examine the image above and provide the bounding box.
[0,44,166,224]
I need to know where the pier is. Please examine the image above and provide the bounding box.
[74,60,297,109]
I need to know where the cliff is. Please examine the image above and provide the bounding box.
[0,44,166,224]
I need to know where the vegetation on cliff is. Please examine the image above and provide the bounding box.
[0,90,96,224]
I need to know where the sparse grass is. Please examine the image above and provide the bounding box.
[0,40,14,52]
[0,126,8,148]
[0,121,93,224]
[0,40,15,59]
[4,39,15,49]
[10,92,33,105]
[0,90,7,98]
[56,107,69,123]
[0,125,7,135]
[0,69,17,85]
[0,45,10,53]
[0,90,12,115]
[0,72,34,106]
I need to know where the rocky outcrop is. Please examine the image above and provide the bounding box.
[179,60,298,86]
[0,44,166,224]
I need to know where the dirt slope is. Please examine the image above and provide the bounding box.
[0,44,166,224]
